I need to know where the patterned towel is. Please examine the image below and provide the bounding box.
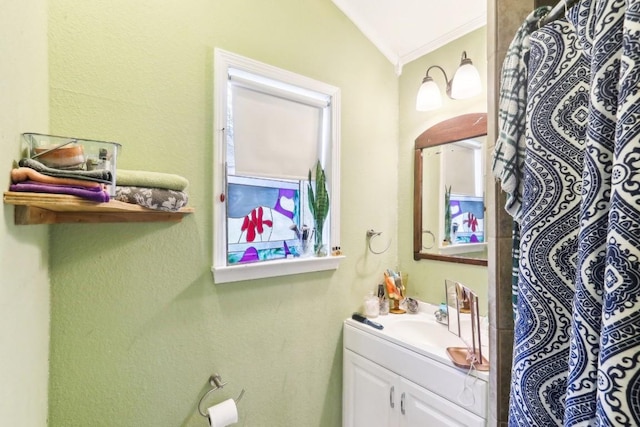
[114,186,188,212]
[491,6,550,222]
[19,157,113,184]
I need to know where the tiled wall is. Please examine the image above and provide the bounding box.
[487,0,537,425]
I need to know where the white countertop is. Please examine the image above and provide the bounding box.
[344,301,490,382]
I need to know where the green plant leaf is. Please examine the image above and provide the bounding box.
[444,185,452,243]
[307,167,316,218]
[314,161,329,224]
[307,160,329,232]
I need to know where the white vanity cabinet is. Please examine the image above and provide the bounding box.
[343,349,398,427]
[399,374,483,427]
[343,318,487,427]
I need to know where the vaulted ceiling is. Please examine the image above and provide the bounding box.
[332,0,487,74]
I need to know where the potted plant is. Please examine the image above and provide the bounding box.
[308,160,329,256]
[444,185,452,245]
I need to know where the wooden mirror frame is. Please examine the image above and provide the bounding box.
[413,112,488,266]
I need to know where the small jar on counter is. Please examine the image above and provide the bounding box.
[364,291,380,318]
[379,296,389,315]
[376,283,388,316]
[406,297,419,314]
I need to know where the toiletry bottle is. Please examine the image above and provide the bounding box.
[364,291,380,318]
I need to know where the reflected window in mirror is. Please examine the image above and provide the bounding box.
[413,113,488,266]
[440,138,485,252]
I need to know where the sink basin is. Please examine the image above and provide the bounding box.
[383,317,465,349]
[346,301,490,373]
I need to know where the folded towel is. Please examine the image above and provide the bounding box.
[116,169,189,191]
[11,167,103,188]
[114,186,188,212]
[10,181,110,202]
[19,157,112,184]
[20,180,105,191]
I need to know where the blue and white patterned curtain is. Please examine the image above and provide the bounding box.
[509,14,588,426]
[494,1,640,425]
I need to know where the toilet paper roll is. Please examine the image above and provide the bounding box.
[207,398,238,427]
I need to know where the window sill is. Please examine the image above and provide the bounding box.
[438,243,486,255]
[212,255,345,284]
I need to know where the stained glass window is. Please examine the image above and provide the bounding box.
[227,175,313,264]
[448,194,484,245]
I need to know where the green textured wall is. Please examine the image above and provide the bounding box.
[397,27,489,311]
[48,1,398,426]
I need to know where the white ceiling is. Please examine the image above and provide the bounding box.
[332,0,487,74]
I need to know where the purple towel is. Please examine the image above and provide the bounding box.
[10,181,110,203]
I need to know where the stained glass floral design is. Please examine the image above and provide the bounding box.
[227,175,307,264]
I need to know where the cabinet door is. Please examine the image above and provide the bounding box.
[399,378,485,427]
[343,349,400,427]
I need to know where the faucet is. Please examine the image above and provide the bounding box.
[434,306,448,325]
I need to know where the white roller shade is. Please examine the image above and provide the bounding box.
[229,71,329,180]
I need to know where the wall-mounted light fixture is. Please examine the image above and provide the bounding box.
[415,51,482,112]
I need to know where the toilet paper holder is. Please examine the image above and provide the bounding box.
[197,374,245,417]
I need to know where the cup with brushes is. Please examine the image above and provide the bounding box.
[384,269,407,314]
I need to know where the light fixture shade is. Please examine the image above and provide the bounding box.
[416,78,443,111]
[450,59,482,100]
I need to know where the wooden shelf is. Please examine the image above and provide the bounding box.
[3,191,194,225]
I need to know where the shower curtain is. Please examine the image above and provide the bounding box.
[494,0,640,426]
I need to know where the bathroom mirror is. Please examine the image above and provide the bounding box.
[413,113,488,266]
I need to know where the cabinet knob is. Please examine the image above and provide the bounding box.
[401,392,406,415]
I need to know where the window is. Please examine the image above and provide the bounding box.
[212,49,342,284]
[440,138,485,254]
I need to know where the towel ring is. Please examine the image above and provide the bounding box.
[366,229,391,254]
[197,374,245,417]
[422,230,435,250]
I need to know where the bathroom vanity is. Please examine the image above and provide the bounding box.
[342,305,488,426]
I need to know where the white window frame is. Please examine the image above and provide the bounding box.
[212,48,343,284]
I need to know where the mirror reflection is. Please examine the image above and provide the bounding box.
[445,279,460,337]
[413,113,488,265]
[423,137,486,251]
